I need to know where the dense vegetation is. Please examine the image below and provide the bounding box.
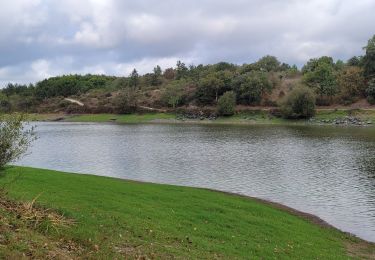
[217,91,236,116]
[280,86,316,119]
[1,35,375,118]
[1,166,373,258]
[0,114,35,168]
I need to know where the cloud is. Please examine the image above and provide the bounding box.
[0,0,374,85]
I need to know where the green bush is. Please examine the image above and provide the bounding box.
[366,79,375,105]
[0,114,36,169]
[217,91,236,116]
[161,81,185,108]
[363,35,375,79]
[114,89,137,114]
[0,93,11,112]
[280,86,316,119]
[337,66,366,104]
[233,71,272,105]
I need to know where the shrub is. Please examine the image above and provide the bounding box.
[255,56,281,72]
[0,114,36,169]
[195,73,226,105]
[363,35,375,79]
[233,71,272,105]
[0,94,11,113]
[303,62,338,101]
[280,86,316,119]
[114,89,137,114]
[162,81,185,108]
[217,91,236,116]
[337,67,366,104]
[366,79,375,105]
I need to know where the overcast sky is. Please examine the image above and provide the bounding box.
[0,0,374,86]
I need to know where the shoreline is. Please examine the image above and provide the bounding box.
[28,109,375,127]
[11,165,374,244]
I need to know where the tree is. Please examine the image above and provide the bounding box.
[0,93,11,113]
[279,63,291,71]
[216,70,234,89]
[337,67,366,104]
[33,75,116,99]
[114,88,137,114]
[335,60,345,71]
[129,69,139,89]
[188,64,201,82]
[302,56,334,74]
[153,65,162,76]
[233,71,272,105]
[151,65,162,86]
[0,114,36,169]
[214,62,236,72]
[363,35,375,80]
[162,81,184,108]
[302,58,338,103]
[280,86,316,119]
[285,65,299,77]
[175,61,188,80]
[255,56,281,72]
[347,56,361,67]
[196,74,225,105]
[217,91,236,116]
[163,68,175,80]
[109,77,128,90]
[366,79,375,105]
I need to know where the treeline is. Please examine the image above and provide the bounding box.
[0,75,117,111]
[1,35,374,117]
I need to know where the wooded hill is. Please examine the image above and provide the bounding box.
[1,35,374,116]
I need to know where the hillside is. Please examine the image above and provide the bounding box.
[1,36,375,117]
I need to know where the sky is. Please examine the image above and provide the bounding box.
[0,0,374,86]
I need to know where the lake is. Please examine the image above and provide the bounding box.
[17,122,375,242]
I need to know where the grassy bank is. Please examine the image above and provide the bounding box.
[28,113,176,124]
[0,167,374,259]
[314,109,375,122]
[65,113,176,123]
[28,108,375,126]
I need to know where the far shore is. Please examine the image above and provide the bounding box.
[27,108,375,127]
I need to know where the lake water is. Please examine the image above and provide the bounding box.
[17,122,375,242]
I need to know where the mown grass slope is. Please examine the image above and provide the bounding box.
[1,167,374,259]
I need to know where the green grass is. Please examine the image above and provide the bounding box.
[66,111,293,125]
[214,109,375,125]
[215,111,291,125]
[25,109,375,126]
[23,113,66,122]
[315,109,375,122]
[0,167,373,259]
[66,113,176,123]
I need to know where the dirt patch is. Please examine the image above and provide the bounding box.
[346,240,375,259]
